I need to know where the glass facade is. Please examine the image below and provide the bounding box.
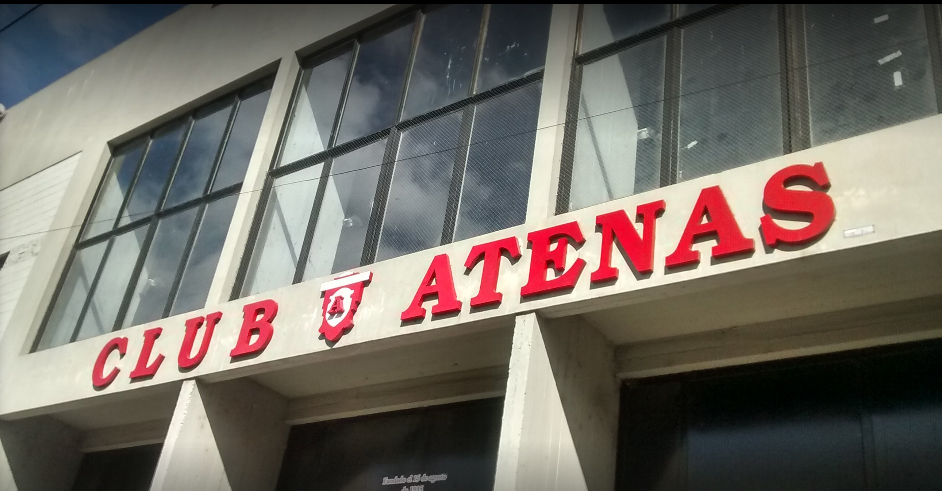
[35,79,273,351]
[238,4,553,297]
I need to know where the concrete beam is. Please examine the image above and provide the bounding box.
[149,379,288,491]
[493,313,619,491]
[0,416,82,491]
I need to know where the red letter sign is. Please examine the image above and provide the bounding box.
[129,327,165,380]
[230,299,278,358]
[93,337,127,388]
[465,237,521,308]
[591,200,666,283]
[665,186,754,268]
[521,221,587,297]
[401,254,462,321]
[178,312,221,370]
[760,162,835,247]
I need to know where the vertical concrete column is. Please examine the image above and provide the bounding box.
[525,4,579,223]
[0,416,83,491]
[493,313,619,491]
[149,379,288,491]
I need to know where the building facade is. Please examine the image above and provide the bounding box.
[1,4,941,491]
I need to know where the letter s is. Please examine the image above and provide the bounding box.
[760,162,835,247]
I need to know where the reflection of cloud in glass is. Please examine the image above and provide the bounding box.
[280,52,351,165]
[36,241,107,350]
[475,4,552,93]
[84,142,145,238]
[454,83,542,241]
[402,5,482,119]
[121,123,186,224]
[165,101,233,208]
[214,86,272,190]
[336,23,413,144]
[377,112,462,261]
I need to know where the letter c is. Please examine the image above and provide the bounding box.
[93,337,128,388]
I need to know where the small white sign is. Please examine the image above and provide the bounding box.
[844,225,875,238]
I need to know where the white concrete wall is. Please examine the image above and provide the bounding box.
[0,154,80,342]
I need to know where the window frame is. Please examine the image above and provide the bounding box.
[555,3,942,214]
[32,77,275,352]
[232,4,551,298]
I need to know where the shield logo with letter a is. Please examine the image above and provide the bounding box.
[319,271,372,342]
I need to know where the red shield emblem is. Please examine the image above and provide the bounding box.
[319,271,372,342]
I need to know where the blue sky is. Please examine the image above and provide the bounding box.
[0,4,184,108]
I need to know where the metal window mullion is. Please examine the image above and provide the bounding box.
[82,137,151,241]
[157,117,196,212]
[361,127,402,265]
[327,41,362,149]
[396,10,425,122]
[111,216,160,331]
[292,158,334,284]
[204,96,241,193]
[440,107,475,245]
[783,4,811,152]
[30,248,78,352]
[468,4,492,95]
[924,3,942,112]
[659,26,683,188]
[554,59,584,215]
[230,174,275,300]
[161,202,207,317]
[68,236,116,343]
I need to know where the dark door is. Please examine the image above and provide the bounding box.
[71,443,162,491]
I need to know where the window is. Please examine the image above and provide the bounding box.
[35,79,273,351]
[560,4,941,212]
[238,4,552,297]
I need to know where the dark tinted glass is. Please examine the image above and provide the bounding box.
[402,5,484,118]
[454,82,541,241]
[677,4,782,182]
[165,100,234,208]
[336,22,414,144]
[377,111,463,261]
[122,123,186,224]
[71,444,162,491]
[581,4,671,53]
[475,4,553,92]
[213,85,272,190]
[275,398,503,491]
[84,142,146,238]
[805,4,937,145]
[123,207,199,327]
[169,194,238,316]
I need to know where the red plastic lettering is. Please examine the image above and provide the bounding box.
[591,200,666,283]
[129,327,165,380]
[465,237,521,308]
[178,312,221,370]
[760,162,835,247]
[520,221,587,297]
[230,299,278,358]
[401,254,462,321]
[665,186,754,268]
[92,337,127,388]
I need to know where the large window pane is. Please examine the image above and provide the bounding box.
[569,37,666,211]
[36,242,108,350]
[280,51,352,166]
[581,4,671,53]
[454,82,542,241]
[243,164,323,297]
[303,140,385,280]
[169,194,238,316]
[377,112,462,261]
[122,208,199,327]
[805,4,937,146]
[475,4,552,93]
[84,142,146,238]
[213,86,272,191]
[165,100,234,208]
[402,5,483,119]
[677,4,782,182]
[335,22,414,144]
[76,225,150,341]
[121,123,186,225]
